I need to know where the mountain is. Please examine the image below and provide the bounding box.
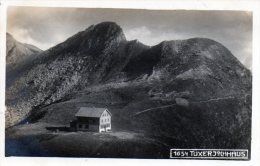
[5,22,251,157]
[6,33,42,87]
[6,33,42,70]
[6,22,148,127]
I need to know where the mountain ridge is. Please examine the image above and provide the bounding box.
[6,33,42,87]
[6,32,42,68]
[6,22,251,154]
[6,22,251,126]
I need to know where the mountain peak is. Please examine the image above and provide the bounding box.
[6,32,42,76]
[72,22,127,54]
[6,32,13,38]
[94,21,122,29]
[90,21,126,41]
[43,22,126,58]
[6,32,16,44]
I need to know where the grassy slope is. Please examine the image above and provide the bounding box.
[5,76,251,157]
[6,123,170,158]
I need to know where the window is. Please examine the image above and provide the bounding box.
[79,124,82,128]
[85,124,89,129]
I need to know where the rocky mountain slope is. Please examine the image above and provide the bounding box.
[6,22,251,156]
[6,33,42,87]
[6,33,42,70]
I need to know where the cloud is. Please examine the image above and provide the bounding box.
[125,26,191,45]
[125,26,152,42]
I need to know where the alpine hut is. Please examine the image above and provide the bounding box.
[70,107,112,132]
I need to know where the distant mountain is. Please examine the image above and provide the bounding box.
[6,33,42,87]
[6,33,42,70]
[6,22,251,152]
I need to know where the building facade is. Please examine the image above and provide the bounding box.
[70,107,112,133]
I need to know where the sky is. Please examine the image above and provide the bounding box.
[7,7,252,69]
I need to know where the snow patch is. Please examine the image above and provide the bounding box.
[176,65,212,80]
[199,50,214,60]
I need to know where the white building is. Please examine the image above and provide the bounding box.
[70,107,112,133]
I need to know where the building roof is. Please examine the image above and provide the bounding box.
[75,107,110,118]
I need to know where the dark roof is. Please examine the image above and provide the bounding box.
[75,107,110,118]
